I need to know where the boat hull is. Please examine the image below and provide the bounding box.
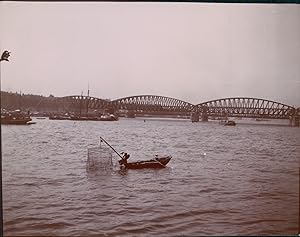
[1,118,32,125]
[220,120,236,126]
[69,116,118,121]
[123,156,172,169]
[49,116,70,120]
[224,121,236,126]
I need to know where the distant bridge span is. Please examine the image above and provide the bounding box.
[60,95,111,111]
[194,97,296,119]
[59,95,297,120]
[111,95,194,112]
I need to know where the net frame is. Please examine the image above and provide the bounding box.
[87,145,113,170]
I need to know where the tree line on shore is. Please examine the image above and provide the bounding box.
[1,91,60,112]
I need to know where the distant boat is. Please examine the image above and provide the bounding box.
[219,120,236,126]
[255,118,269,122]
[67,88,118,122]
[49,115,71,120]
[69,116,98,121]
[99,114,118,121]
[48,113,118,121]
[1,110,32,125]
[69,114,118,121]
[224,120,236,126]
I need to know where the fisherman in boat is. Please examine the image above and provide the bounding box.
[119,152,130,166]
[123,153,130,163]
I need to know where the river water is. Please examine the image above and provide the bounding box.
[2,117,299,236]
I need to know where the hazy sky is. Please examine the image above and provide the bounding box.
[0,2,299,106]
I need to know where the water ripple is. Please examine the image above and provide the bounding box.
[2,118,299,236]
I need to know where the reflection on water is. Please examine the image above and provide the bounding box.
[2,118,299,236]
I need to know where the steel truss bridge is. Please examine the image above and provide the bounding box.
[57,95,299,123]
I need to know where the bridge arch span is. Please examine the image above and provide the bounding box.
[195,97,296,119]
[111,95,194,112]
[60,95,111,110]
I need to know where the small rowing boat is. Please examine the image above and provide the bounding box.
[119,156,172,169]
[99,136,172,170]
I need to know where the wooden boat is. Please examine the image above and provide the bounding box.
[1,117,32,125]
[119,156,172,169]
[1,110,32,125]
[224,120,236,126]
[49,115,71,120]
[69,114,118,121]
[99,114,118,121]
[99,137,172,170]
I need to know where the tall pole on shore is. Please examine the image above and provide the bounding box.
[0,50,11,237]
[87,83,90,116]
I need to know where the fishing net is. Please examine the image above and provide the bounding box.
[87,146,113,170]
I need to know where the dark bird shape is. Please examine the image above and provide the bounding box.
[1,50,11,61]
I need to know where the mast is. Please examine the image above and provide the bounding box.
[79,90,83,117]
[86,83,89,115]
[19,90,22,110]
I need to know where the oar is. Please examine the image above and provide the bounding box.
[100,136,124,160]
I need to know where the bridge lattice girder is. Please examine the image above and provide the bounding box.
[60,96,111,111]
[59,95,297,119]
[195,97,296,119]
[111,95,194,112]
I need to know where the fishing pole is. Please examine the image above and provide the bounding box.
[100,136,124,160]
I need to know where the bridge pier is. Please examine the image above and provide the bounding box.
[289,108,300,127]
[201,113,208,122]
[191,112,199,122]
[289,116,300,127]
[191,106,209,122]
[201,105,208,122]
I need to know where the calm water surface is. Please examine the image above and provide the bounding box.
[2,118,299,236]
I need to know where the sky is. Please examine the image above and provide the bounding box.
[0,2,299,107]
